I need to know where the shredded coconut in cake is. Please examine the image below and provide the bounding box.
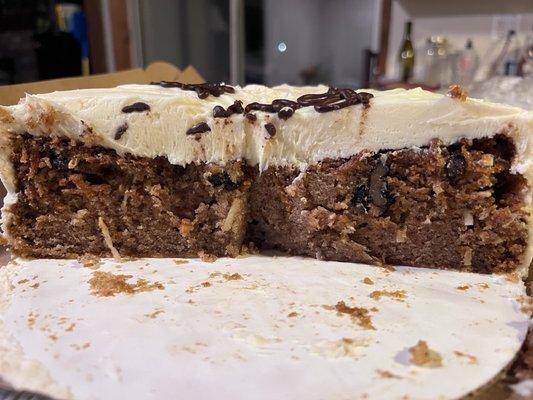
[97,217,121,261]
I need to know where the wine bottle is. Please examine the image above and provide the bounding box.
[398,21,415,82]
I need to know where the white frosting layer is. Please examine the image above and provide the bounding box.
[1,84,531,172]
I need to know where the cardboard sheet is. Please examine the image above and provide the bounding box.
[0,62,204,106]
[0,256,528,400]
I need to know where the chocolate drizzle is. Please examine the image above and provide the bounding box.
[264,123,276,137]
[151,81,235,99]
[277,107,294,120]
[186,122,211,136]
[242,88,373,120]
[245,99,302,120]
[212,106,227,118]
[245,113,257,122]
[114,122,129,140]
[298,87,373,113]
[153,81,373,127]
[121,102,150,113]
[213,100,244,118]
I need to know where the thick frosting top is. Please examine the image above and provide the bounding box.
[0,83,531,274]
[0,83,531,175]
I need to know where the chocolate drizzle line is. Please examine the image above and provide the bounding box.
[297,87,372,113]
[245,113,257,122]
[114,122,128,140]
[242,88,373,120]
[186,122,211,136]
[151,81,235,99]
[264,123,276,137]
[121,102,150,113]
[213,100,244,118]
[153,82,373,132]
[244,99,301,113]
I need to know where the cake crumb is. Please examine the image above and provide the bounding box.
[477,283,489,290]
[71,342,91,351]
[173,259,189,265]
[362,277,374,285]
[240,242,260,255]
[223,272,243,281]
[329,301,376,330]
[287,311,298,318]
[453,350,477,365]
[313,337,369,358]
[65,323,76,332]
[447,85,468,101]
[27,312,37,329]
[409,340,443,368]
[88,271,164,297]
[186,280,213,293]
[78,254,101,269]
[516,295,533,315]
[370,290,406,301]
[199,252,218,263]
[376,369,402,379]
[30,282,40,289]
[456,284,471,291]
[379,263,396,273]
[17,278,29,284]
[144,310,164,319]
[501,272,520,283]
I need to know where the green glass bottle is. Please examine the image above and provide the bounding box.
[399,21,415,82]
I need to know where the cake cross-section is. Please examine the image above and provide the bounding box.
[0,83,530,274]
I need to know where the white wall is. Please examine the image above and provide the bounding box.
[264,0,322,85]
[138,0,230,82]
[264,0,380,86]
[386,0,533,81]
[139,0,185,68]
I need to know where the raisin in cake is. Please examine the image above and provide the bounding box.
[0,83,531,274]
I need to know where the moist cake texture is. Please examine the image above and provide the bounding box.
[248,135,527,273]
[0,83,531,273]
[8,134,247,258]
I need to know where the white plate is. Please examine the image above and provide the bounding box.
[0,255,529,400]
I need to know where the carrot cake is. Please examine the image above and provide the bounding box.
[0,82,531,274]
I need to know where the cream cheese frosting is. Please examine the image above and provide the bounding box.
[0,84,531,173]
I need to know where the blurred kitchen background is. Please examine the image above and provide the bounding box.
[0,0,532,107]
